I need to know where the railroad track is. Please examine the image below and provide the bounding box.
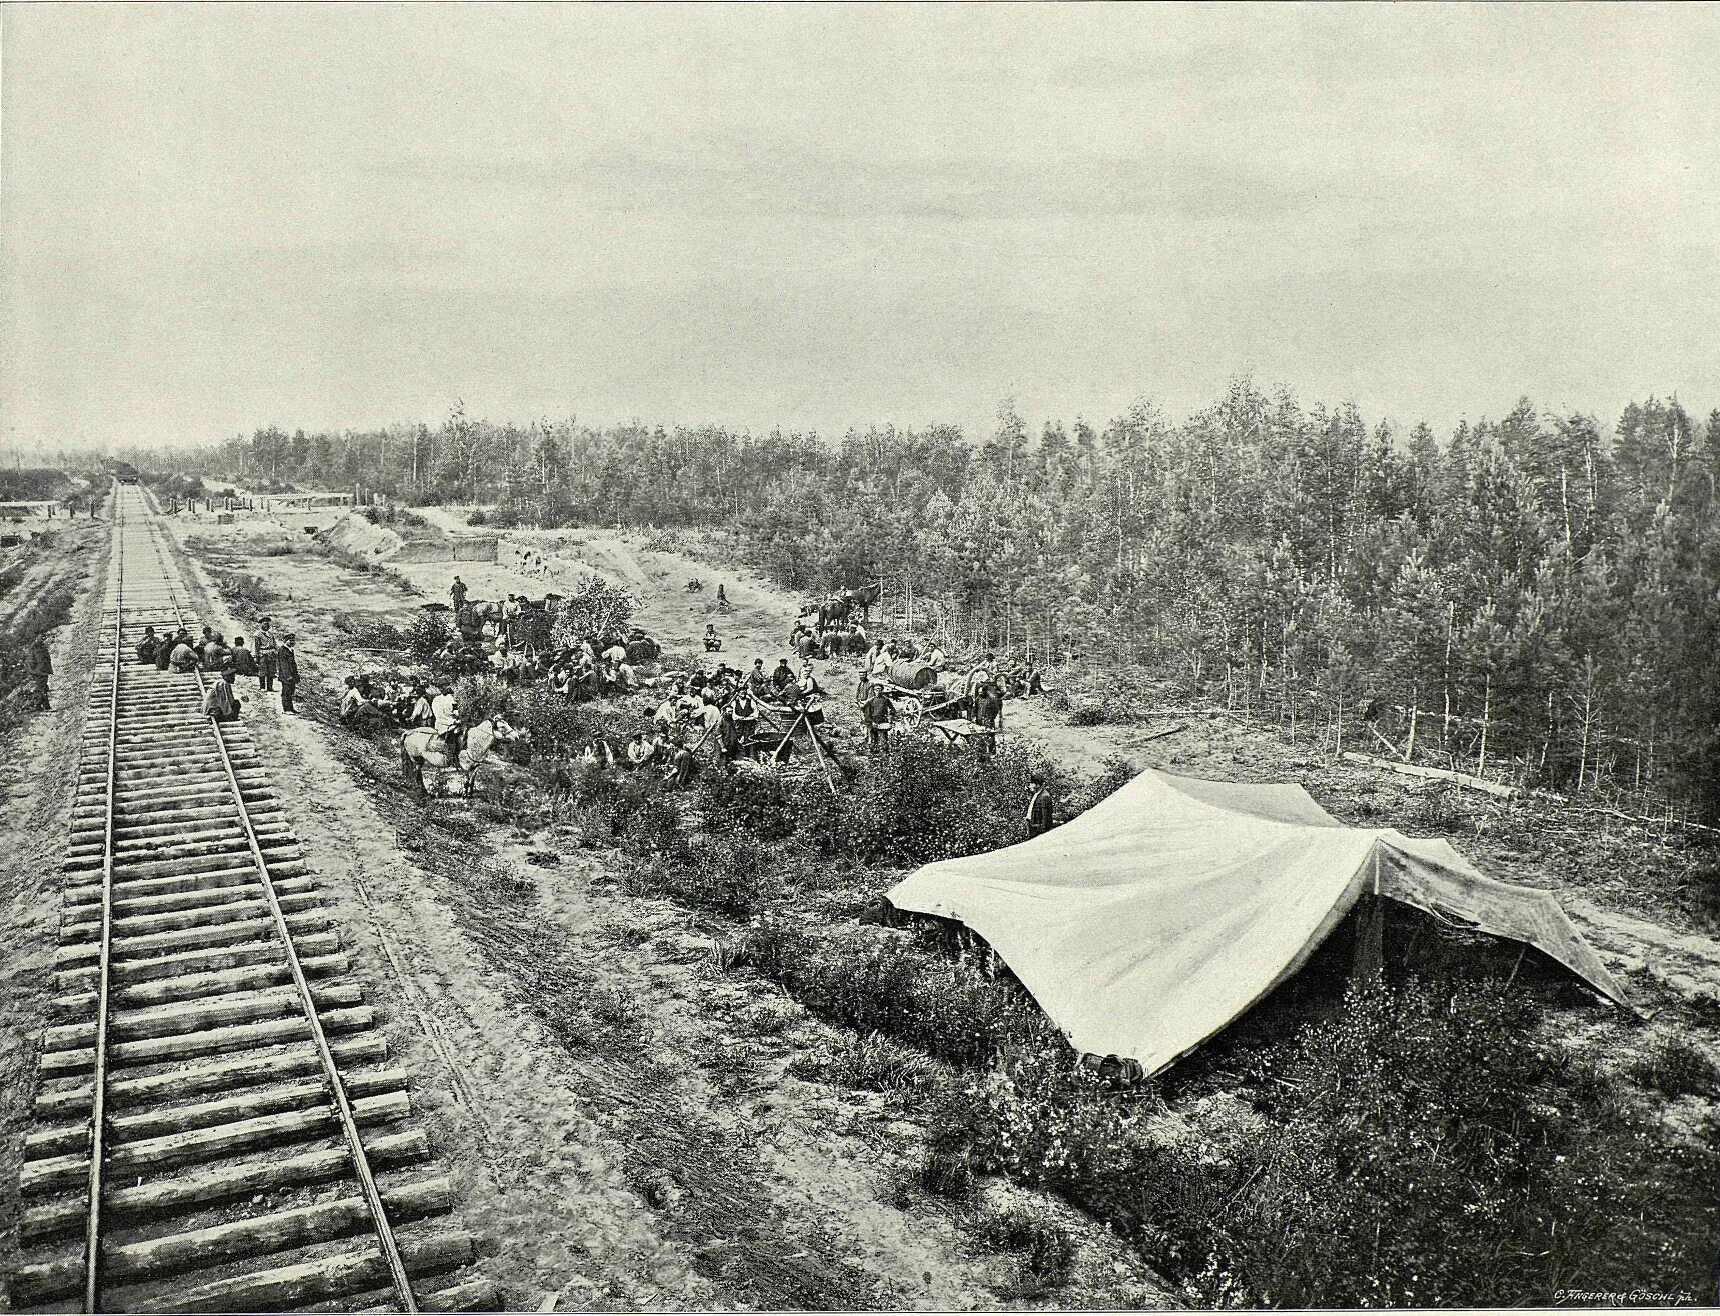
[9,485,490,1313]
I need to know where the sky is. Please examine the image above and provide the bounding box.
[2,4,1716,454]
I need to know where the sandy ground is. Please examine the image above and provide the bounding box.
[155,506,1172,1310]
[0,521,109,1299]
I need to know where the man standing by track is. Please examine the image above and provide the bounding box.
[26,632,52,710]
[276,633,300,713]
[254,616,278,691]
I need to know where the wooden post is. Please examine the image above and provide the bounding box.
[1477,672,1491,778]
[1404,687,1419,763]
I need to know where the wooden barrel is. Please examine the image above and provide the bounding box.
[889,661,939,691]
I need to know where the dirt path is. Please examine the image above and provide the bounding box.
[164,513,1171,1309]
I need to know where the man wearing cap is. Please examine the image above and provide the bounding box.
[1027,773,1056,838]
[276,633,300,713]
[254,617,279,690]
[862,682,896,754]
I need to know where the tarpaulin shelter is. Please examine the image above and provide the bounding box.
[886,769,1627,1077]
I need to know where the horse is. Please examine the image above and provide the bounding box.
[463,600,506,624]
[839,581,883,623]
[815,595,850,634]
[399,716,518,798]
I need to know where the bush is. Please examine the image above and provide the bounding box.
[815,737,1052,866]
[973,1201,1078,1298]
[335,614,411,651]
[796,1031,944,1095]
[1627,1035,1720,1099]
[692,763,802,841]
[1095,979,1717,1307]
[913,1147,977,1201]
[406,610,454,665]
[549,573,636,648]
[466,507,490,526]
[452,675,514,726]
[672,829,784,917]
[1073,754,1135,816]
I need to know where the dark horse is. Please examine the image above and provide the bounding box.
[814,580,883,633]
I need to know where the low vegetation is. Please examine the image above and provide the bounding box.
[320,661,1715,1305]
[175,477,1716,1307]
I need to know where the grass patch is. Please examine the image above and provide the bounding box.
[973,1200,1078,1299]
[1627,1034,1719,1100]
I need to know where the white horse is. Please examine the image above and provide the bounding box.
[399,716,516,798]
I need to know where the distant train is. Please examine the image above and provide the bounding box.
[107,459,140,485]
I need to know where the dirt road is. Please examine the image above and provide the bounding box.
[153,510,1170,1308]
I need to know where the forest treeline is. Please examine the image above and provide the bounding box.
[129,382,1720,819]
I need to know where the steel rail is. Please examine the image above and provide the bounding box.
[80,501,126,1313]
[125,491,420,1312]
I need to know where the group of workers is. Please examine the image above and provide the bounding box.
[132,615,300,721]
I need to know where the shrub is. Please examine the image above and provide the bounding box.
[1073,754,1135,816]
[1069,702,1108,726]
[337,614,411,651]
[549,573,636,648]
[816,1031,945,1095]
[817,737,1050,866]
[1627,1035,1720,1100]
[672,829,784,917]
[974,1201,1078,1298]
[913,1147,977,1201]
[466,507,489,526]
[1094,979,1717,1307]
[692,763,801,841]
[406,610,454,665]
[452,675,514,726]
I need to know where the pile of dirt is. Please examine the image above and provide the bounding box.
[318,510,406,559]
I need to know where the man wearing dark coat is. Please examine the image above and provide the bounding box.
[1027,773,1055,838]
[26,633,52,710]
[276,633,301,713]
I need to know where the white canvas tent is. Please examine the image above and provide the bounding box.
[887,769,1627,1077]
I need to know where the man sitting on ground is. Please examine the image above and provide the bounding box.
[666,739,698,789]
[202,668,242,723]
[168,633,201,673]
[746,659,772,700]
[157,628,184,671]
[230,637,258,679]
[135,626,159,665]
[340,676,381,729]
[653,694,680,735]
